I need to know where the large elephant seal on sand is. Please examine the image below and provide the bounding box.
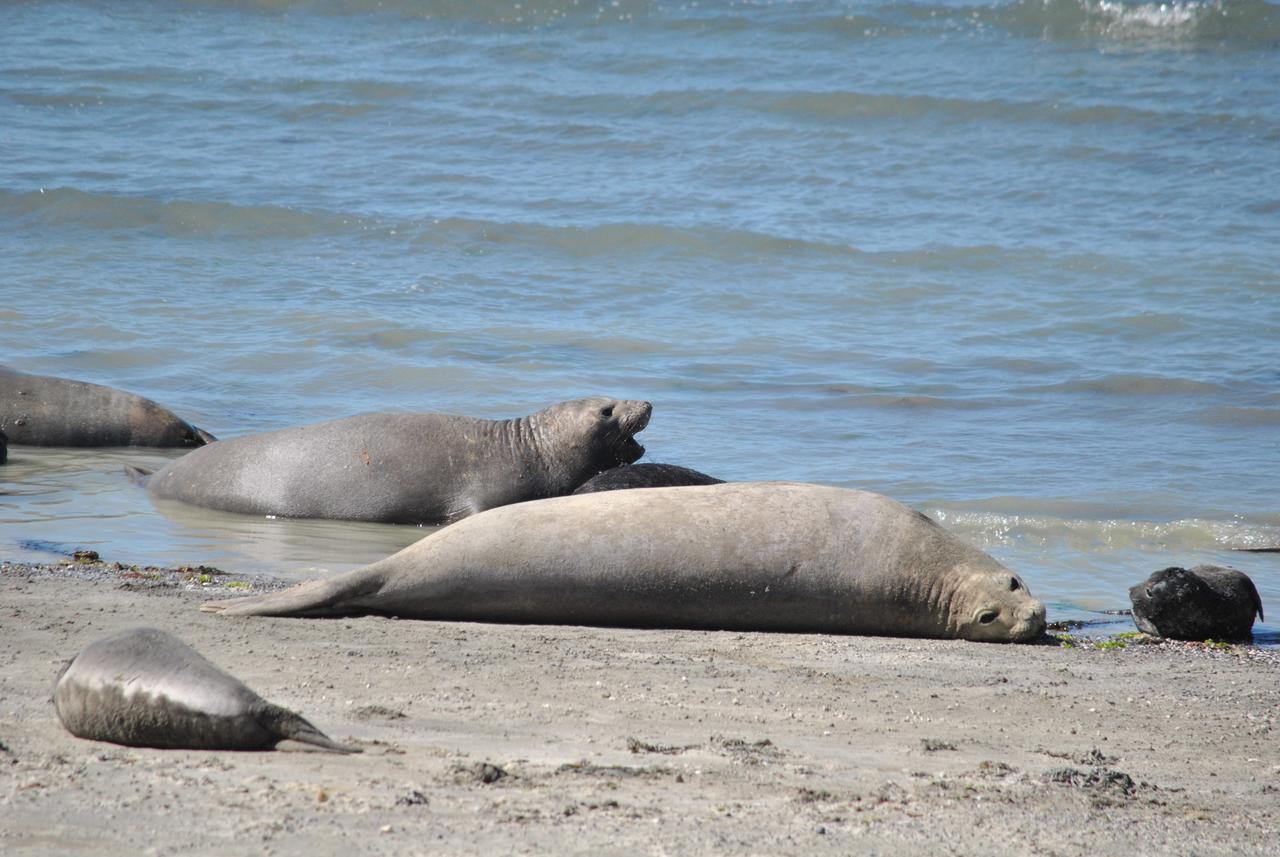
[1129,565,1263,641]
[203,482,1047,643]
[137,396,651,524]
[0,366,214,447]
[572,462,723,494]
[54,627,358,752]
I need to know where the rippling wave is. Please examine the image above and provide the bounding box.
[0,187,352,239]
[931,509,1280,553]
[56,0,1277,50]
[992,0,1280,49]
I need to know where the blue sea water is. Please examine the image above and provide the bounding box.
[1,0,1277,640]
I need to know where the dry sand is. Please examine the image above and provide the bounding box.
[2,557,1277,856]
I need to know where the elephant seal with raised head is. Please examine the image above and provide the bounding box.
[202,482,1047,643]
[1,366,213,447]
[1129,565,1263,641]
[137,396,651,524]
[54,627,358,752]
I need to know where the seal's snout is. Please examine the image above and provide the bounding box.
[621,399,652,434]
[1010,599,1047,641]
[613,400,651,464]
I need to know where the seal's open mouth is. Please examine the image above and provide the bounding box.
[616,401,651,464]
[621,436,645,464]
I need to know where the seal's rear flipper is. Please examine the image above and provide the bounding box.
[1244,575,1264,622]
[124,464,154,486]
[194,426,217,445]
[200,574,382,618]
[257,703,361,754]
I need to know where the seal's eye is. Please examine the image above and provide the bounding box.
[599,405,614,418]
[1009,578,1020,592]
[1145,588,1152,598]
[979,610,998,625]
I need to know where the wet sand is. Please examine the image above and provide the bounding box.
[2,557,1277,856]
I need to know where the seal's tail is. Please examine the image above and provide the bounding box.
[256,703,362,754]
[124,464,153,486]
[200,573,382,618]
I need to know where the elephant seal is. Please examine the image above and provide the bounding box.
[1129,565,1263,641]
[136,396,651,524]
[202,482,1047,643]
[53,627,358,752]
[0,366,214,447]
[572,462,723,494]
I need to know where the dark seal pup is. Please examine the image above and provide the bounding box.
[53,627,358,752]
[572,462,723,494]
[202,482,1047,643]
[0,366,214,447]
[1129,565,1264,641]
[135,396,651,524]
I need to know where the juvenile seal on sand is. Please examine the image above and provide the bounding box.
[0,366,214,447]
[203,482,1047,643]
[135,396,651,524]
[53,627,358,752]
[572,462,723,494]
[1129,565,1263,641]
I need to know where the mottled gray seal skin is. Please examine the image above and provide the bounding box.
[139,396,651,524]
[53,627,358,752]
[1129,566,1264,641]
[572,462,723,494]
[0,366,214,447]
[203,482,1047,643]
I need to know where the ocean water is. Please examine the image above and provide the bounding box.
[2,0,1277,641]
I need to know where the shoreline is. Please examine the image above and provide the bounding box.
[2,557,1278,856]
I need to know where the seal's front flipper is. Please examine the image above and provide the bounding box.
[200,574,383,618]
[124,464,154,485]
[257,703,361,754]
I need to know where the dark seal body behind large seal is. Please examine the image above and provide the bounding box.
[572,462,723,494]
[0,366,214,447]
[140,396,650,524]
[1129,565,1263,641]
[203,482,1047,643]
[53,627,358,752]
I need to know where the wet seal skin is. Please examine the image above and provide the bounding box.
[202,482,1047,643]
[1129,565,1264,641]
[0,366,214,448]
[131,396,651,524]
[53,627,358,752]
[572,462,724,494]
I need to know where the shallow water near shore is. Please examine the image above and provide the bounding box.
[2,0,1277,641]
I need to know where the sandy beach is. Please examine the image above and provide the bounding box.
[2,556,1276,856]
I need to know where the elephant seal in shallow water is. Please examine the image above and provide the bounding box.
[203,482,1047,643]
[54,628,358,752]
[137,396,651,524]
[1129,565,1263,641]
[1,366,214,447]
[572,462,723,494]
